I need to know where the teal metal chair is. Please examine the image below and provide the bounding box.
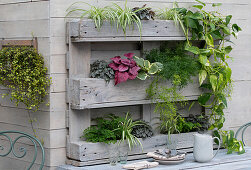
[0,131,45,170]
[235,122,251,146]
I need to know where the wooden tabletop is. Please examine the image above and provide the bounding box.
[58,147,251,170]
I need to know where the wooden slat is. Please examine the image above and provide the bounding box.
[67,132,196,163]
[0,39,38,48]
[70,77,201,110]
[68,20,189,42]
[61,147,251,169]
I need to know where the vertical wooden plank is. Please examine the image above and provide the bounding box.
[69,109,91,142]
[68,29,92,142]
[69,41,91,78]
[141,104,151,123]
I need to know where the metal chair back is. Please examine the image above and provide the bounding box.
[235,122,251,146]
[0,131,45,170]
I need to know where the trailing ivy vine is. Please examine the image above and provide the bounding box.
[161,0,243,153]
[176,1,241,131]
[0,46,51,111]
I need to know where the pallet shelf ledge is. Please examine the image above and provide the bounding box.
[69,77,201,110]
[67,132,196,166]
[68,20,189,42]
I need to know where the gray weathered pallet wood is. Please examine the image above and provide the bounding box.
[68,20,188,42]
[59,147,251,169]
[69,77,201,110]
[67,132,196,165]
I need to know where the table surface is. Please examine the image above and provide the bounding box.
[58,147,251,170]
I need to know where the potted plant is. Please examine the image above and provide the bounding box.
[81,112,149,165]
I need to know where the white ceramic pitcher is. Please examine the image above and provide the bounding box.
[193,133,220,163]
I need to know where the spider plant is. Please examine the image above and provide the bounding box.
[114,112,144,151]
[66,2,107,31]
[157,2,189,41]
[108,0,143,35]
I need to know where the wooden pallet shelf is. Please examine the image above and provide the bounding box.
[68,20,189,42]
[67,132,196,166]
[69,77,201,110]
[66,19,204,165]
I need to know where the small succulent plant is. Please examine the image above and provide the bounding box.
[131,121,154,139]
[133,56,163,80]
[90,60,115,83]
[109,53,141,85]
[132,4,155,20]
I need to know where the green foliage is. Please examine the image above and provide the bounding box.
[132,4,155,20]
[131,121,154,139]
[90,60,115,83]
[81,115,122,144]
[146,42,200,87]
[0,47,50,111]
[108,1,142,35]
[147,76,186,134]
[66,2,107,31]
[82,113,146,150]
[157,3,188,40]
[115,112,144,150]
[213,130,245,154]
[177,114,209,133]
[66,0,143,35]
[133,56,163,80]
[173,1,241,130]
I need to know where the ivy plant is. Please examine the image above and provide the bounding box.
[0,47,50,111]
[171,0,243,153]
[175,1,242,131]
[213,130,245,154]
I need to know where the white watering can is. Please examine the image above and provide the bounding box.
[193,133,221,163]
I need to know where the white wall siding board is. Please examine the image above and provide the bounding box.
[0,1,49,21]
[50,92,67,112]
[0,19,49,38]
[51,74,67,93]
[51,55,67,74]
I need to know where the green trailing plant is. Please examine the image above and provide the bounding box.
[147,75,186,135]
[131,121,154,139]
[168,0,243,154]
[170,1,242,131]
[132,4,155,20]
[146,42,200,87]
[145,42,199,134]
[0,47,50,111]
[90,60,115,83]
[213,130,245,154]
[133,56,163,80]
